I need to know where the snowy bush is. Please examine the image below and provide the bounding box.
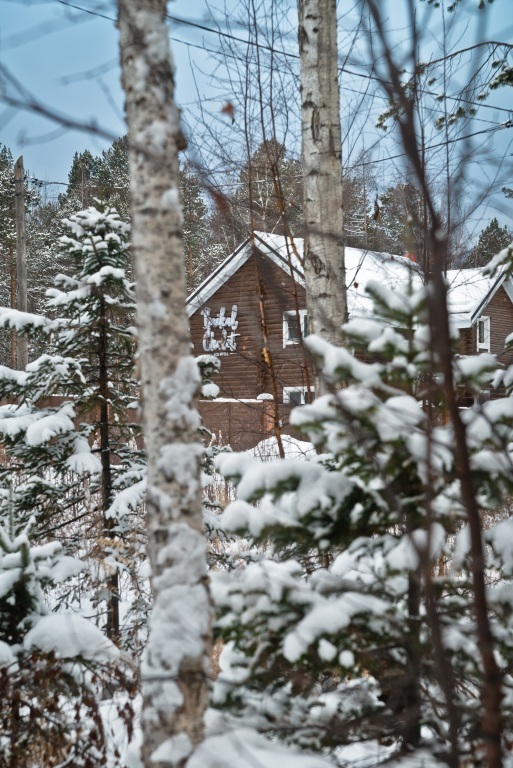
[0,513,136,768]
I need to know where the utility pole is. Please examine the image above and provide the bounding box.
[14,156,28,370]
[9,244,16,368]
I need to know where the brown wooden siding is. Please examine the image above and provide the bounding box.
[458,287,513,364]
[189,250,314,402]
[198,399,302,451]
[191,252,513,448]
[476,286,513,367]
[458,327,473,356]
[456,285,513,405]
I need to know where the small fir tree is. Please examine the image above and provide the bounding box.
[0,204,144,645]
[213,275,513,765]
[0,510,134,767]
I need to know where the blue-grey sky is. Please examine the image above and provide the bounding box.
[1,0,122,180]
[0,0,220,182]
[0,0,511,233]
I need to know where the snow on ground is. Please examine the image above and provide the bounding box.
[250,434,316,461]
[188,727,331,768]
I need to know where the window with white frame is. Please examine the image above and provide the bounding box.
[475,389,491,405]
[283,309,308,346]
[283,386,315,406]
[477,316,490,352]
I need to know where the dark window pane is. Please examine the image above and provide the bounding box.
[288,390,303,406]
[288,317,300,341]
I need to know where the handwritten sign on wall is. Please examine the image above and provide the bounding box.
[201,305,239,355]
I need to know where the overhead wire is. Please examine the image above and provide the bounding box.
[5,0,508,199]
[51,0,513,118]
[25,116,513,192]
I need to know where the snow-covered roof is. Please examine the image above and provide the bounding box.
[187,232,511,327]
[344,246,421,319]
[186,232,304,317]
[446,268,504,327]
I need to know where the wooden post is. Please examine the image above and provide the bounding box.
[9,244,16,369]
[14,156,28,370]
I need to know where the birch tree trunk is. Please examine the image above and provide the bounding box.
[298,0,346,347]
[118,3,211,766]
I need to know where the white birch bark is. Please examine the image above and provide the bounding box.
[299,0,346,345]
[117,3,211,766]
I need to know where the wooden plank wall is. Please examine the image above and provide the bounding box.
[190,251,513,445]
[198,399,299,451]
[481,286,513,367]
[189,250,314,402]
[458,286,513,365]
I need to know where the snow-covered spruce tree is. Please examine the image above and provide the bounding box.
[213,276,513,766]
[0,204,145,645]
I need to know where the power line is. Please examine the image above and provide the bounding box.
[25,117,513,193]
[52,0,513,118]
[170,36,513,127]
[55,0,114,22]
[5,0,511,192]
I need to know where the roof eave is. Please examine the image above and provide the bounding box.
[186,232,305,316]
[469,269,506,324]
[186,236,252,317]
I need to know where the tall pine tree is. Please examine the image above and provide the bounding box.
[466,218,512,267]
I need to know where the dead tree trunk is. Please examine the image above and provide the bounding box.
[97,293,119,643]
[118,2,211,765]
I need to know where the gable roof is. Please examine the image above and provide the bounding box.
[446,268,502,327]
[186,232,304,318]
[186,231,512,327]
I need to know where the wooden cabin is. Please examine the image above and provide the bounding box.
[449,268,513,367]
[188,232,513,449]
[187,233,313,450]
[449,266,513,404]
